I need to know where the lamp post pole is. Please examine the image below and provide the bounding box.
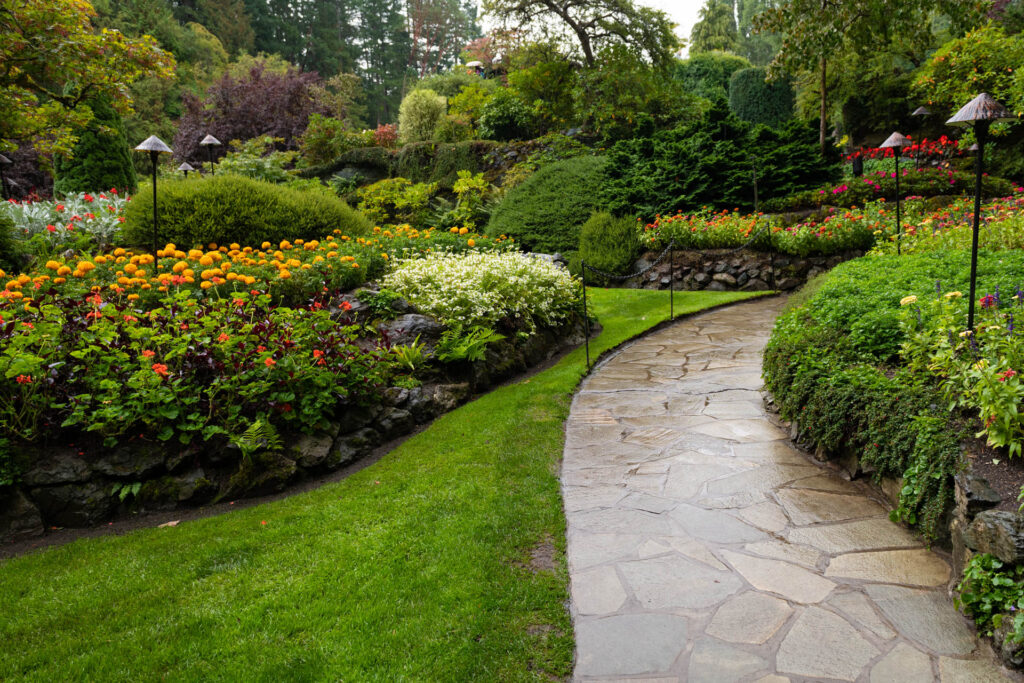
[967,122,988,331]
[134,135,173,257]
[944,93,1016,332]
[879,132,912,256]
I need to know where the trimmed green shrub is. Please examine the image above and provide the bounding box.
[0,213,26,273]
[485,156,608,253]
[604,104,840,219]
[412,71,489,98]
[578,212,639,277]
[478,88,535,142]
[356,178,437,227]
[54,96,138,195]
[398,89,447,144]
[674,51,752,101]
[123,175,371,248]
[728,67,794,128]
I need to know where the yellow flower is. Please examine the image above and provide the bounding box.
[467,239,475,247]
[128,294,140,301]
[45,260,61,271]
[450,227,459,234]
[199,255,214,266]
[262,241,272,250]
[53,277,66,285]
[900,295,917,306]
[94,255,107,265]
[78,261,95,272]
[279,269,292,279]
[945,291,963,299]
[459,227,469,235]
[113,248,126,257]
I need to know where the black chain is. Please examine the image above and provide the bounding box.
[580,221,775,282]
[581,240,677,281]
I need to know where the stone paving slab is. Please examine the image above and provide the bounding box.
[561,297,1018,682]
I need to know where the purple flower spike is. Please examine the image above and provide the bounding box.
[936,280,942,295]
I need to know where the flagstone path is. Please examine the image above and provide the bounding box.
[562,297,1017,682]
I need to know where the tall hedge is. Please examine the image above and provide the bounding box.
[53,96,138,195]
[673,51,752,101]
[728,67,794,128]
[124,175,371,248]
[603,104,840,219]
[485,156,607,254]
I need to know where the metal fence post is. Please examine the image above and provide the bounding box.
[581,261,590,369]
[669,241,675,321]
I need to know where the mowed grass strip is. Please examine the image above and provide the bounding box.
[0,288,762,682]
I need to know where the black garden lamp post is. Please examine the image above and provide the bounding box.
[911,106,930,169]
[178,161,195,178]
[879,132,912,256]
[946,93,1017,331]
[199,135,221,175]
[0,153,11,200]
[134,135,173,256]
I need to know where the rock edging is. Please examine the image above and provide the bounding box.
[0,317,586,542]
[773,398,1024,670]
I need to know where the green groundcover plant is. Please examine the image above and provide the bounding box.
[764,250,1024,541]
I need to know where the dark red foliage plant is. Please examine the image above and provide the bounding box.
[173,60,328,165]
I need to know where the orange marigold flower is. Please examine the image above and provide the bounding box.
[142,349,155,358]
[264,357,276,367]
[218,333,229,342]
[152,363,169,377]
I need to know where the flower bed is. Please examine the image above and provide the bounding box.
[0,225,511,308]
[0,241,583,531]
[639,207,878,258]
[763,168,1016,213]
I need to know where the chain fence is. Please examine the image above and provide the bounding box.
[579,221,777,368]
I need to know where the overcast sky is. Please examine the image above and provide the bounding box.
[640,0,706,55]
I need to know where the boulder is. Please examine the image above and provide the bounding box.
[327,427,382,469]
[0,488,43,542]
[965,511,1024,564]
[955,471,1002,516]
[432,383,471,413]
[92,443,165,479]
[742,278,770,291]
[225,451,298,498]
[712,272,737,286]
[376,408,416,440]
[29,481,115,527]
[292,432,335,470]
[994,617,1024,668]
[22,452,90,487]
[174,468,217,504]
[378,314,445,350]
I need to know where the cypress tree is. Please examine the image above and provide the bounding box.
[54,96,138,195]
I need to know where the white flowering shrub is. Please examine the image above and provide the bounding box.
[382,251,580,330]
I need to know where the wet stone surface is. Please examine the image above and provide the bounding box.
[562,297,1016,682]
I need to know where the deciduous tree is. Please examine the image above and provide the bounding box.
[482,0,679,69]
[0,0,174,158]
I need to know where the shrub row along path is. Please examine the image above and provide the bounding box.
[562,297,1015,682]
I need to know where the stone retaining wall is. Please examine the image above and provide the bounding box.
[776,403,1024,669]
[0,317,587,542]
[628,249,864,292]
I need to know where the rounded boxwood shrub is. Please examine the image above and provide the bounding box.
[729,67,794,128]
[123,175,371,248]
[578,211,639,278]
[486,156,608,254]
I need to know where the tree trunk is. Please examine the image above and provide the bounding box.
[819,57,827,154]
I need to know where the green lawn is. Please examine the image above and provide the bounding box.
[0,288,763,682]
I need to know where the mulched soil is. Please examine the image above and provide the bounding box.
[963,433,1024,513]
